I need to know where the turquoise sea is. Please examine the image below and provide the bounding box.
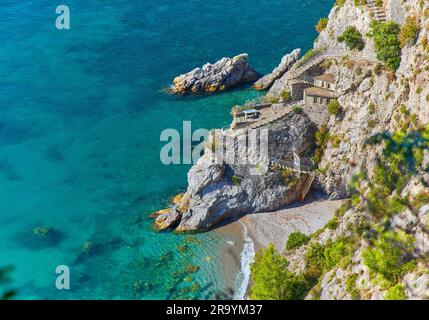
[0,1,332,299]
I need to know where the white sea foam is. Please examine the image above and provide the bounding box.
[233,220,255,300]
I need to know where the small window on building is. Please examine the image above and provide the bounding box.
[313,96,317,104]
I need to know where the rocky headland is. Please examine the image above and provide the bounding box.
[253,48,301,90]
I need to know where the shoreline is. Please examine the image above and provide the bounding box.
[240,192,343,254]
[217,192,343,299]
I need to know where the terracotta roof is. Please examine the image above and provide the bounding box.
[304,87,337,98]
[314,73,336,83]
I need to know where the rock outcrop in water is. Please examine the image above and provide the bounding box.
[155,112,316,231]
[170,54,258,94]
[253,49,301,90]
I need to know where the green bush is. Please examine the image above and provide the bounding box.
[399,16,420,48]
[326,217,339,230]
[305,243,326,280]
[316,18,328,33]
[337,26,365,51]
[232,175,240,186]
[323,241,347,269]
[286,232,309,250]
[305,240,349,280]
[280,90,292,102]
[327,99,341,115]
[292,106,303,114]
[296,47,325,67]
[312,125,330,164]
[346,273,361,300]
[363,234,415,282]
[250,244,310,300]
[385,284,407,300]
[369,21,402,71]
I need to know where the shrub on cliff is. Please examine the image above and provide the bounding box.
[280,90,292,102]
[316,18,328,33]
[338,26,365,51]
[385,284,407,300]
[369,21,402,71]
[399,16,420,48]
[363,232,416,283]
[286,232,309,250]
[250,244,310,300]
[312,125,330,165]
[327,99,341,115]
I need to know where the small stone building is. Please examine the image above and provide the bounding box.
[314,74,336,91]
[303,73,337,106]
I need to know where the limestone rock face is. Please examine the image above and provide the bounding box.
[253,49,301,90]
[164,112,316,231]
[154,208,181,231]
[170,54,258,94]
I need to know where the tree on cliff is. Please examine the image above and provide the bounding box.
[249,244,309,300]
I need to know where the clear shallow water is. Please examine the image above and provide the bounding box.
[0,0,332,299]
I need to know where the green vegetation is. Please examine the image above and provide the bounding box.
[280,90,292,102]
[351,129,429,220]
[346,127,429,294]
[305,239,351,280]
[369,21,402,71]
[326,217,339,230]
[292,106,303,114]
[346,273,361,300]
[250,244,310,300]
[296,47,326,67]
[362,232,415,283]
[316,18,328,33]
[336,0,347,7]
[385,283,407,300]
[327,99,341,116]
[286,232,309,250]
[312,125,330,164]
[232,175,241,186]
[399,16,420,48]
[337,26,365,51]
[252,123,429,300]
[354,0,367,6]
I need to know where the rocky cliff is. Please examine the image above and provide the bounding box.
[159,0,429,299]
[155,112,316,231]
[274,0,429,300]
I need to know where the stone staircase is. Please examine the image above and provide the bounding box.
[298,172,315,201]
[271,160,316,200]
[367,0,387,22]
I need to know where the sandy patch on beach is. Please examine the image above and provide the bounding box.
[241,193,344,253]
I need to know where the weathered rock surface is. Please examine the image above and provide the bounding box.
[253,49,301,90]
[170,54,258,94]
[161,112,316,231]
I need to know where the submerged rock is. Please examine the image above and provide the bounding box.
[253,48,301,90]
[170,54,258,94]
[15,226,64,249]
